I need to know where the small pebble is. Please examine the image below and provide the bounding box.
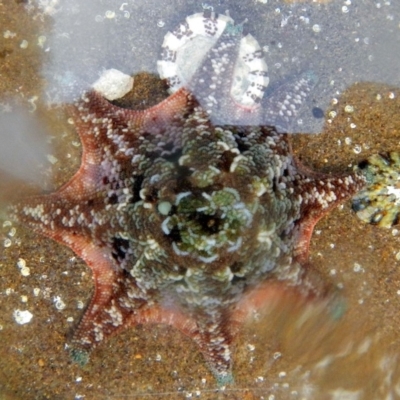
[273,351,282,359]
[105,10,115,19]
[312,24,321,33]
[54,296,66,310]
[344,105,354,113]
[20,40,29,49]
[13,309,33,325]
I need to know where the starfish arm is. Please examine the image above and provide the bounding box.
[232,265,339,324]
[184,17,268,126]
[293,167,366,263]
[135,300,237,385]
[7,195,155,364]
[8,193,92,244]
[186,309,236,386]
[59,87,193,200]
[233,281,305,321]
[71,87,192,139]
[69,265,152,364]
[262,71,318,132]
[9,86,195,238]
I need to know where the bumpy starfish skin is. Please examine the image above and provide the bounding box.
[9,15,367,384]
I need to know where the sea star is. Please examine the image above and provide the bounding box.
[9,10,366,384]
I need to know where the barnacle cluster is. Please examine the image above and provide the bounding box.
[352,152,400,227]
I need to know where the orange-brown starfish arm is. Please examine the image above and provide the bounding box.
[293,164,366,264]
[60,88,193,200]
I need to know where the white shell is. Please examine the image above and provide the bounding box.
[92,69,134,101]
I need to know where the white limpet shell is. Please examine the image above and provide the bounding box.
[157,11,269,107]
[92,69,134,101]
[13,309,33,325]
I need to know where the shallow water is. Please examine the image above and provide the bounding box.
[1,0,400,399]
